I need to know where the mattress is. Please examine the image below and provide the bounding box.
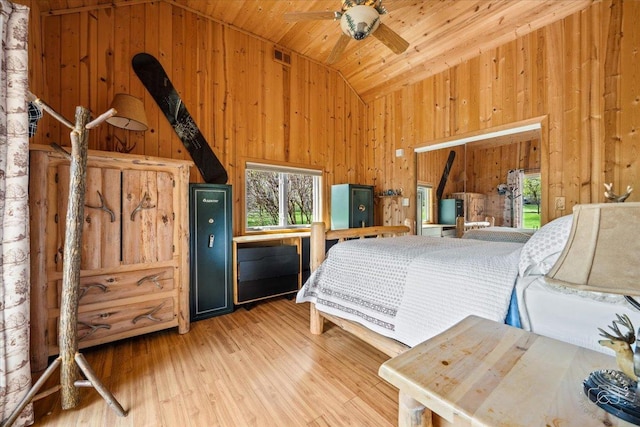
[517,276,640,355]
[297,235,523,347]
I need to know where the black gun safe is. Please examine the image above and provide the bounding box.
[189,184,233,321]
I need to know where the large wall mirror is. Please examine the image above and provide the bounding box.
[415,118,545,235]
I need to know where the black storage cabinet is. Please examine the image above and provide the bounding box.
[236,245,299,303]
[189,184,233,321]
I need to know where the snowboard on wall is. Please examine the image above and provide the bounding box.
[436,150,456,200]
[132,52,228,184]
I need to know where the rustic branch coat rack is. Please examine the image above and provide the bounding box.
[2,95,127,427]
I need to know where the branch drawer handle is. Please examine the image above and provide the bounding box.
[130,191,156,221]
[79,283,108,300]
[85,190,116,222]
[132,301,166,324]
[136,272,164,289]
[78,321,111,340]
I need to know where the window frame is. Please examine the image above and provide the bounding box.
[243,160,323,233]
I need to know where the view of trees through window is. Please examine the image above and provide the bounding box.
[523,174,541,229]
[245,167,317,229]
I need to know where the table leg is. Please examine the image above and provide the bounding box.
[398,391,432,427]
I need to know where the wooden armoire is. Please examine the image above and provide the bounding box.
[29,145,192,371]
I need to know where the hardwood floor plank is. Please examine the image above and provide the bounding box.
[32,299,399,426]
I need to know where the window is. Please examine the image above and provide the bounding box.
[245,162,322,231]
[417,185,433,226]
[522,172,541,229]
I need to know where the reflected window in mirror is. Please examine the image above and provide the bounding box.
[417,185,434,226]
[523,173,541,229]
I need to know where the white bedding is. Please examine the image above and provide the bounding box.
[296,236,523,347]
[517,276,640,354]
[298,214,640,356]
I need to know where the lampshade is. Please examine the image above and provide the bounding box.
[340,5,380,40]
[546,202,640,295]
[106,93,148,131]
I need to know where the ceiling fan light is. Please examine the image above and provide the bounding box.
[340,5,379,40]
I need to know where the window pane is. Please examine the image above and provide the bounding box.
[246,170,280,227]
[523,173,541,230]
[245,164,321,230]
[286,173,313,226]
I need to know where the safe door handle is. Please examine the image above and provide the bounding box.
[208,234,214,248]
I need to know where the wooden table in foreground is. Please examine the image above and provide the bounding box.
[379,315,634,427]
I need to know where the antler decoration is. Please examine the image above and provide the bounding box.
[598,314,638,380]
[604,183,633,203]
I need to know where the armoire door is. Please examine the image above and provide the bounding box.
[55,164,122,271]
[189,184,233,321]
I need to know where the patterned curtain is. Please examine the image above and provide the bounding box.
[0,1,33,426]
[503,169,524,228]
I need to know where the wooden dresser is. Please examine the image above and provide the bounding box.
[451,192,487,222]
[29,145,193,371]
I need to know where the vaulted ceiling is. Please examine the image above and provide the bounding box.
[36,0,595,101]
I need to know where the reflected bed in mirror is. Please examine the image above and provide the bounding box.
[415,118,545,234]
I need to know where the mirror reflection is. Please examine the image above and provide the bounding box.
[416,130,541,236]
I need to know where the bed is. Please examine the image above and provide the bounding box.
[297,215,640,357]
[296,214,640,427]
[298,222,525,356]
[454,215,494,237]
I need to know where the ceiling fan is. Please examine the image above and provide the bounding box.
[284,0,410,64]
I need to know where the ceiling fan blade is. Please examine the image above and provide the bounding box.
[372,23,409,54]
[284,11,339,22]
[326,34,351,65]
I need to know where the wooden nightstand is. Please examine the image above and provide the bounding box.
[379,315,634,427]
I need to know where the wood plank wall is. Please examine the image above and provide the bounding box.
[367,0,640,227]
[415,145,465,227]
[20,0,640,230]
[16,0,44,97]
[415,139,540,227]
[25,1,365,234]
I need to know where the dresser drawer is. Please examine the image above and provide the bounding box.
[47,297,176,352]
[237,245,299,281]
[52,267,175,307]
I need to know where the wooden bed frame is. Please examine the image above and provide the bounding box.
[455,215,495,238]
[307,221,475,427]
[307,217,495,354]
[308,222,413,357]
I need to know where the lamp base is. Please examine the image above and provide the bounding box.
[583,369,640,425]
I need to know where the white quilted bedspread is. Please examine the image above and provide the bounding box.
[296,236,522,347]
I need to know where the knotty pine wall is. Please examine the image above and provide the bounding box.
[18,0,44,98]
[367,0,639,228]
[24,1,364,235]
[416,139,540,227]
[467,139,540,226]
[20,0,640,231]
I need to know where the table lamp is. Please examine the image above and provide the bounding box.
[106,93,148,131]
[105,93,148,152]
[546,202,640,424]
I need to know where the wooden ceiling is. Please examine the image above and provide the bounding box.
[37,0,595,101]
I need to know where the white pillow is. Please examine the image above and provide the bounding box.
[518,214,573,277]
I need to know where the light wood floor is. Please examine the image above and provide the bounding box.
[32,298,399,426]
